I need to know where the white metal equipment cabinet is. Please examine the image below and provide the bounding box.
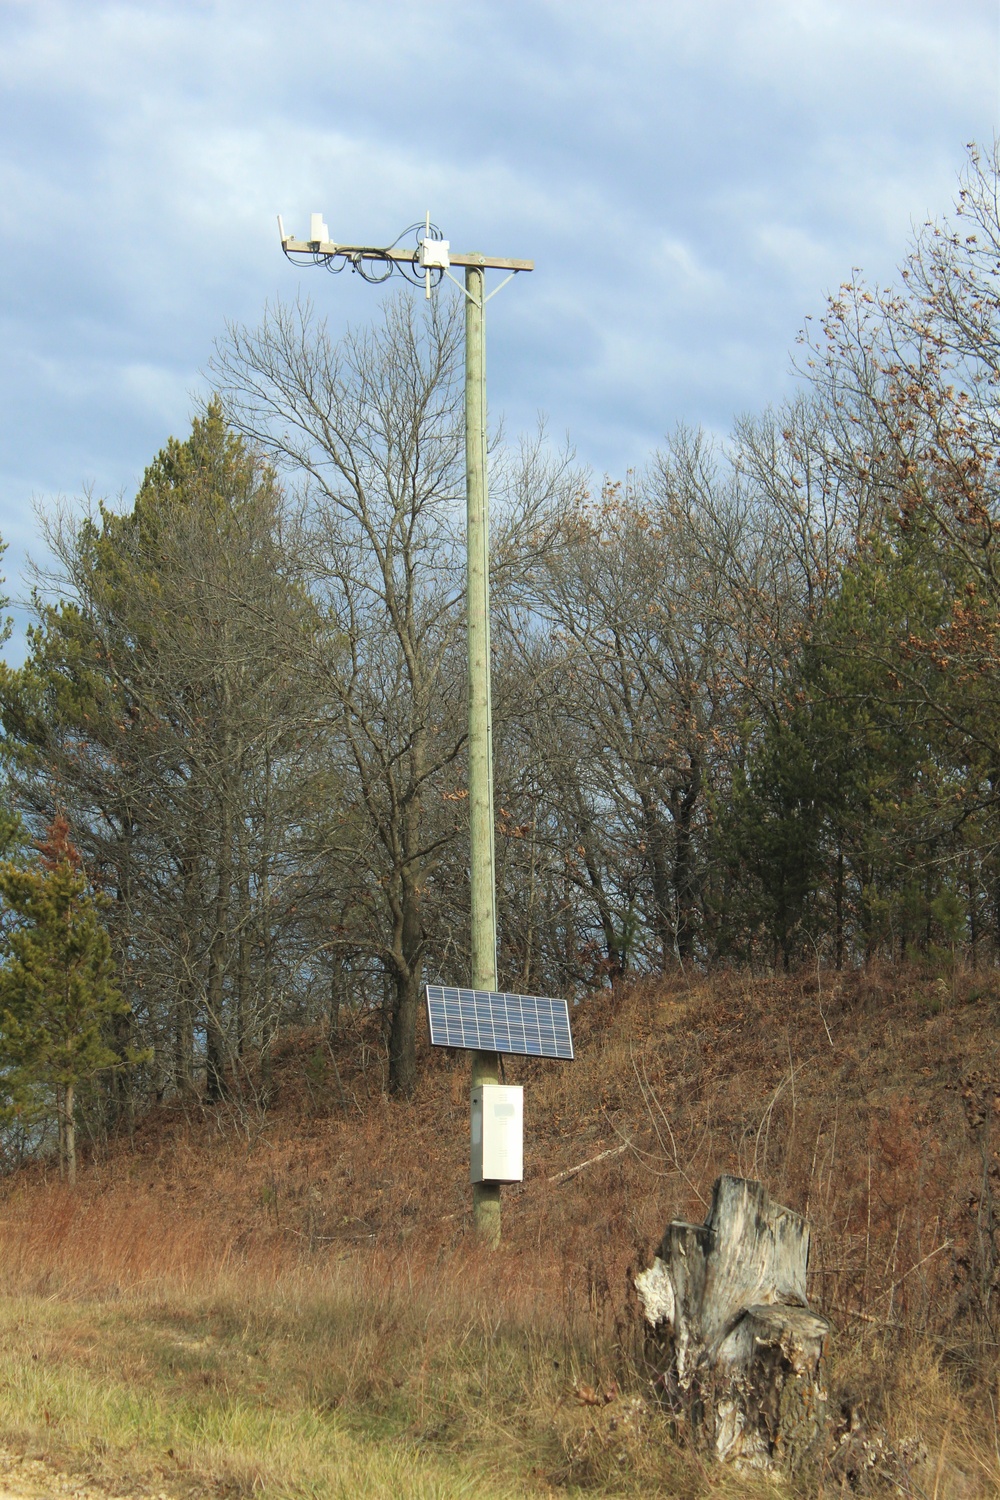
[470,1084,523,1184]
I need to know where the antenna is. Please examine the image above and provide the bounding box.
[415,213,451,299]
[424,210,431,299]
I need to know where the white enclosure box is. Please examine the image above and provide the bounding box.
[470,1084,523,1184]
[417,237,450,268]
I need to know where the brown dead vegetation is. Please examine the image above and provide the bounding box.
[0,964,998,1496]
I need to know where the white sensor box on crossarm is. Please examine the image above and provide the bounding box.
[418,237,450,268]
[470,1084,523,1184]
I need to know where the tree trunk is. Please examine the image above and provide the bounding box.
[389,959,419,1099]
[635,1175,830,1472]
[640,791,675,969]
[387,726,426,1098]
[107,1003,135,1135]
[835,844,845,970]
[108,824,137,1132]
[176,849,199,1099]
[206,721,233,1104]
[62,1082,76,1187]
[573,788,627,978]
[57,1086,66,1180]
[205,1001,227,1103]
[328,963,342,1040]
[967,854,979,963]
[670,759,701,963]
[235,832,251,1059]
[205,849,229,1102]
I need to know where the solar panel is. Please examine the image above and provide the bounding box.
[425,984,574,1060]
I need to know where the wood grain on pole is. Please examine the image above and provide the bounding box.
[465,260,501,1248]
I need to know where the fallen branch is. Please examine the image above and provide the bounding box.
[549,1140,630,1184]
[424,1143,635,1226]
[829,1303,905,1331]
[878,1240,953,1303]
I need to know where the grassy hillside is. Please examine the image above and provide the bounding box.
[0,965,997,1497]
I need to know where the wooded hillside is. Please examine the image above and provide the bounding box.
[3,145,1000,1146]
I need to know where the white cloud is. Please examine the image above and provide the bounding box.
[0,0,998,627]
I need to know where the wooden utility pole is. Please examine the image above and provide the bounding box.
[465,257,500,1246]
[279,219,532,1246]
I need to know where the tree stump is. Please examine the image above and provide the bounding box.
[635,1175,830,1471]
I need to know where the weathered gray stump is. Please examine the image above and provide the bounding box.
[635,1175,830,1472]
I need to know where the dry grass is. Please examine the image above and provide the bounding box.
[0,963,998,1496]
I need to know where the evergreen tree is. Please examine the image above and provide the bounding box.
[0,401,331,1110]
[0,815,126,1183]
[730,526,970,965]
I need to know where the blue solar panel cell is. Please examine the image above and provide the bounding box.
[425,985,574,1060]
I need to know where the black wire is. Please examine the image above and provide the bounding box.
[283,223,448,290]
[386,221,444,250]
[352,253,394,283]
[395,253,445,290]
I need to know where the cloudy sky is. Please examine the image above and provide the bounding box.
[1,0,998,643]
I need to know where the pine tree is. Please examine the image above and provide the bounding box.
[0,815,126,1183]
[730,526,968,965]
[0,401,330,1109]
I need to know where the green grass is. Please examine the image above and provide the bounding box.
[0,1263,779,1500]
[0,1293,543,1499]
